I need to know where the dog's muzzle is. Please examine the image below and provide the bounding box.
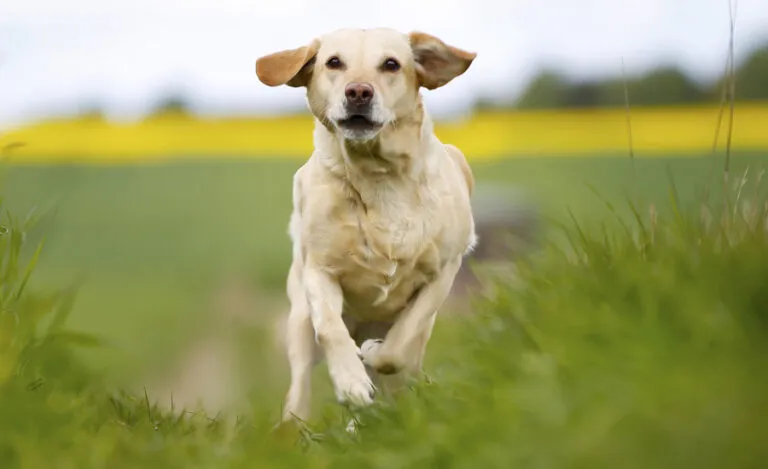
[336,82,384,139]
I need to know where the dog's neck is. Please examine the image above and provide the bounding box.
[314,98,433,187]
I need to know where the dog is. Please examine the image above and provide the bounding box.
[255,27,477,424]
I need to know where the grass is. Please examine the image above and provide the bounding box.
[2,151,768,468]
[2,153,767,370]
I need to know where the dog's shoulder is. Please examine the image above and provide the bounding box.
[289,154,354,241]
[291,154,347,212]
[443,143,474,196]
[291,161,308,212]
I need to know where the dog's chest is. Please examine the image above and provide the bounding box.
[343,215,442,315]
[313,188,445,317]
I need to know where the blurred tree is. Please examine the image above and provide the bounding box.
[514,70,570,109]
[737,46,768,100]
[496,41,768,110]
[629,67,706,106]
[733,45,768,101]
[149,93,192,117]
[560,81,604,108]
[706,44,768,103]
[516,67,705,109]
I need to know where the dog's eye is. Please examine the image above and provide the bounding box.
[381,58,401,72]
[326,56,343,69]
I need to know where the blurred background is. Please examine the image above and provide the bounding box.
[2,0,768,415]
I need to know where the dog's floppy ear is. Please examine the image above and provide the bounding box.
[409,32,476,90]
[255,40,320,88]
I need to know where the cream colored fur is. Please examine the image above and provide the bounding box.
[255,27,477,423]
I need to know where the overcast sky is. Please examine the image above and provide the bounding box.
[1,0,767,130]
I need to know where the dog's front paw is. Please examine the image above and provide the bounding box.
[359,338,383,364]
[329,355,376,407]
[359,339,402,375]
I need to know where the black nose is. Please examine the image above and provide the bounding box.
[345,82,374,106]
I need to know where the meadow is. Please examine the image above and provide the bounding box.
[4,152,764,365]
[1,106,768,467]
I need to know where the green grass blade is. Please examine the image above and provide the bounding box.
[14,238,44,301]
[46,286,79,335]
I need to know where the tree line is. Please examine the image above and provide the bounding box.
[477,43,768,110]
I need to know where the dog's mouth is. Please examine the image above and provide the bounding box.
[337,115,383,133]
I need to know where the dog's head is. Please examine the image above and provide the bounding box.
[255,28,476,142]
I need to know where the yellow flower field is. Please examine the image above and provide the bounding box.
[2,104,767,164]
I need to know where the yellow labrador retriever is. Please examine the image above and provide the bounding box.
[255,27,477,423]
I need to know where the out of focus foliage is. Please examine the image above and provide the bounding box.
[478,42,768,110]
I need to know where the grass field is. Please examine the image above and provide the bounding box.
[1,152,765,370]
[2,150,768,468]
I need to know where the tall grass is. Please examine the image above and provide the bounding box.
[0,203,95,386]
[1,167,766,467]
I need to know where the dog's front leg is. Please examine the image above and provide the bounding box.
[282,262,319,423]
[361,255,462,376]
[303,264,375,406]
